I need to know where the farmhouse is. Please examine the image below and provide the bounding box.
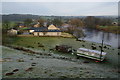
[29,24,62,36]
[7,28,18,35]
[34,22,40,27]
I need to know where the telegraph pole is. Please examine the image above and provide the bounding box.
[100,32,104,61]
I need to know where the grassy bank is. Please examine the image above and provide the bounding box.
[96,26,120,34]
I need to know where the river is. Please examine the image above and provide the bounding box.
[79,28,119,48]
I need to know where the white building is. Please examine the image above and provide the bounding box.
[7,29,18,35]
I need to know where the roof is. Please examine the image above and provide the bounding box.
[48,24,60,30]
[29,27,48,30]
[19,24,25,26]
[34,29,61,32]
[78,48,107,55]
[9,27,18,30]
[29,26,61,32]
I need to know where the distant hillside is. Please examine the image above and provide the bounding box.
[2,14,41,22]
[2,14,118,22]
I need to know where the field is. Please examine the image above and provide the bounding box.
[2,36,120,78]
[6,36,119,66]
[2,46,119,78]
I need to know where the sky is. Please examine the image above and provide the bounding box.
[1,0,119,16]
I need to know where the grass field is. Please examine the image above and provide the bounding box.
[2,36,120,78]
[6,36,119,66]
[10,37,106,51]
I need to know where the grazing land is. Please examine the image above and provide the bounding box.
[2,44,119,78]
[2,36,119,78]
[5,36,119,65]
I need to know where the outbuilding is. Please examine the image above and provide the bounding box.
[7,29,18,35]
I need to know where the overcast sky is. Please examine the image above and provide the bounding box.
[1,0,118,16]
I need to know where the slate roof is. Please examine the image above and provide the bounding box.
[29,27,47,30]
[29,27,61,32]
[34,29,61,32]
[19,24,25,26]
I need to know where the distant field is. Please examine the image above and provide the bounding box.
[97,26,120,34]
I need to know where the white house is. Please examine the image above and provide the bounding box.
[7,29,18,35]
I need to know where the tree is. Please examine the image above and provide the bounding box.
[46,19,52,27]
[52,18,63,26]
[24,18,33,27]
[69,18,84,27]
[74,28,85,39]
[84,16,96,28]
[84,16,113,29]
[66,18,85,38]
[67,26,75,34]
[38,18,45,27]
[99,18,112,26]
[2,20,10,29]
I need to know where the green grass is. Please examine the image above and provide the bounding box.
[5,36,119,66]
[9,36,117,51]
[97,26,120,34]
[19,27,29,30]
[10,37,100,50]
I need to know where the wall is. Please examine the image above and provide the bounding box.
[33,32,38,36]
[46,32,61,36]
[39,32,44,36]
[33,32,61,36]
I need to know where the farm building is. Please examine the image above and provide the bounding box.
[7,29,18,35]
[29,24,62,36]
[48,24,60,30]
[34,22,40,27]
